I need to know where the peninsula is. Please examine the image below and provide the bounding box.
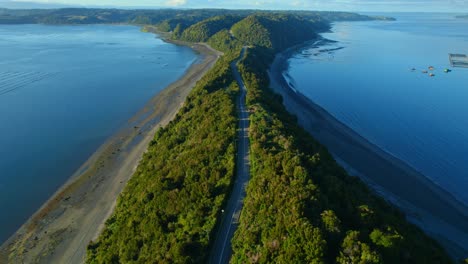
[0,8,465,263]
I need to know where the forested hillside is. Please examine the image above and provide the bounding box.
[178,15,242,42]
[231,14,328,51]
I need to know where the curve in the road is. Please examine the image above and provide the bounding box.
[209,48,250,264]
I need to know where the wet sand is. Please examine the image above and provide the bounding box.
[268,43,468,259]
[0,41,221,263]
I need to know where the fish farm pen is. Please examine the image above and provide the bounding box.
[449,54,468,68]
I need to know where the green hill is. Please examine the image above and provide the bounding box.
[231,13,328,51]
[178,15,243,42]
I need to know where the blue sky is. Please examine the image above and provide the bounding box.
[1,0,468,12]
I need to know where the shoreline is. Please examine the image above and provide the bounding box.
[0,36,221,263]
[268,42,468,259]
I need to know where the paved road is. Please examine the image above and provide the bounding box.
[209,48,250,264]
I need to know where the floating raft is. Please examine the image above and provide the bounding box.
[449,53,468,68]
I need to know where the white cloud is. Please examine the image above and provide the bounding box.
[165,0,187,6]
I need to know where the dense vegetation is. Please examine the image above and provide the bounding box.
[207,29,243,54]
[231,14,328,51]
[178,15,242,42]
[5,6,448,263]
[229,16,452,263]
[86,49,241,263]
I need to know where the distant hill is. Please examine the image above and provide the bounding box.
[295,11,396,22]
[0,8,254,25]
[0,8,394,26]
[456,14,468,19]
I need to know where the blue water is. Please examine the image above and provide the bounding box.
[287,13,468,206]
[0,24,197,242]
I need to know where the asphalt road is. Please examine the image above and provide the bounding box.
[209,48,250,264]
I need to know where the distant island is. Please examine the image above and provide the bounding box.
[456,14,468,19]
[1,8,462,264]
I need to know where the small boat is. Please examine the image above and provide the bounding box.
[429,73,435,77]
[444,68,452,73]
[410,67,416,71]
[428,66,435,71]
[422,70,428,73]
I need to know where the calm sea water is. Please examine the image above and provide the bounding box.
[287,13,468,206]
[0,24,197,242]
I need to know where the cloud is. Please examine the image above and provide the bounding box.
[165,0,187,6]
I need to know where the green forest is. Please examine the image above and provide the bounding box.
[3,7,451,263]
[178,15,242,42]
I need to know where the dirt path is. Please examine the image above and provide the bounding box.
[0,43,221,264]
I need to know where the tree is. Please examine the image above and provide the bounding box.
[337,231,381,264]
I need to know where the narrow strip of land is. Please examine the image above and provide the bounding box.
[209,48,250,264]
[0,43,220,264]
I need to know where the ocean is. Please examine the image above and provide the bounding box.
[0,24,197,243]
[286,13,468,208]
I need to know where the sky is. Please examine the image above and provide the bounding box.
[0,0,467,12]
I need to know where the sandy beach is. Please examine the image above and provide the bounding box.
[268,44,468,259]
[0,40,220,263]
